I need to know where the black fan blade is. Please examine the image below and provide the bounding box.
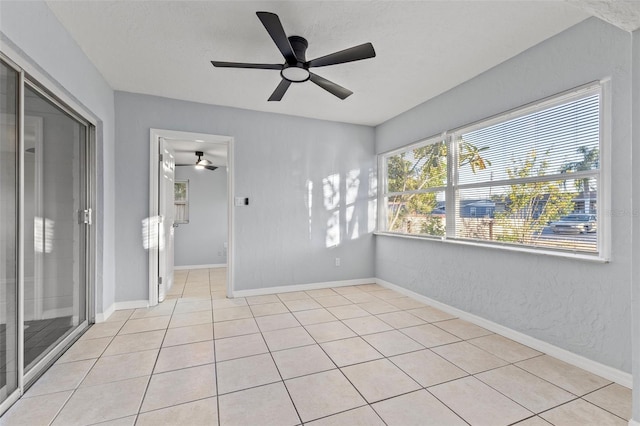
[256,12,297,65]
[309,73,353,100]
[211,61,282,70]
[307,43,376,68]
[205,165,218,171]
[268,79,292,101]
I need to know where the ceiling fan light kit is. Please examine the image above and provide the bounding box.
[211,11,376,101]
[176,151,218,171]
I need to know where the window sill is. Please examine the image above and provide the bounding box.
[373,231,609,263]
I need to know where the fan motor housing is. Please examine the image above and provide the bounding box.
[281,36,310,83]
[288,36,308,62]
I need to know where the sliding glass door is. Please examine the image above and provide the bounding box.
[0,58,20,407]
[0,54,93,410]
[22,84,89,375]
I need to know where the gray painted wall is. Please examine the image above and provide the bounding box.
[0,1,116,315]
[631,28,640,423]
[174,166,228,266]
[114,92,376,301]
[375,18,633,372]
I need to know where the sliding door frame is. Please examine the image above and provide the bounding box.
[20,79,94,386]
[0,48,97,413]
[0,52,25,416]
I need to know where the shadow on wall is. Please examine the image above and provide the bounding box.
[306,167,377,248]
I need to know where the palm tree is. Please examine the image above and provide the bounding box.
[560,146,599,213]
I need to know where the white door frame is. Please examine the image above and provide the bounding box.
[149,129,235,305]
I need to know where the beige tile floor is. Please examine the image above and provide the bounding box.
[1,268,633,425]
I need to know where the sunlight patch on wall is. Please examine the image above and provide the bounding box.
[142,216,162,250]
[316,167,376,248]
[369,168,377,233]
[323,173,340,248]
[306,179,313,239]
[34,216,54,253]
[346,169,360,240]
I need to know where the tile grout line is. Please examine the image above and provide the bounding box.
[259,326,305,425]
[45,385,76,426]
[276,284,623,425]
[133,297,177,422]
[295,304,412,424]
[205,269,223,426]
[579,383,632,421]
[45,315,131,425]
[266,292,377,424]
[21,268,628,426]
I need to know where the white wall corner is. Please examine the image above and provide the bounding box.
[628,419,640,426]
[94,303,115,323]
[231,278,376,298]
[375,278,633,388]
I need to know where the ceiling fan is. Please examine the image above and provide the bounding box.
[211,11,376,101]
[176,151,218,171]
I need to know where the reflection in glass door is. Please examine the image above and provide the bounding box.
[0,58,19,406]
[22,84,88,374]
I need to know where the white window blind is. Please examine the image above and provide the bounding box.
[379,84,604,257]
[452,91,600,253]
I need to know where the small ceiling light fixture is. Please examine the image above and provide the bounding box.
[281,64,310,83]
[195,151,207,170]
[176,152,218,171]
[194,151,216,171]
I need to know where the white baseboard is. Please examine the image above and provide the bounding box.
[375,278,633,389]
[174,264,227,270]
[95,300,149,323]
[114,300,150,310]
[232,278,376,298]
[95,304,115,323]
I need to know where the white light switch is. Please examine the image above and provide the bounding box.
[234,197,249,206]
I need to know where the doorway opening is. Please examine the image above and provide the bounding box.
[148,129,234,306]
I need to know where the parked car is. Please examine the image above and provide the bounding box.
[548,214,597,234]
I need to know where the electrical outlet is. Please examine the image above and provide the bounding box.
[335,257,341,267]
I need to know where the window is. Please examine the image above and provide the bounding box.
[382,137,447,236]
[174,180,189,224]
[379,83,605,257]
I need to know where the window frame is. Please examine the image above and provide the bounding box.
[174,179,189,224]
[377,81,610,261]
[378,134,448,238]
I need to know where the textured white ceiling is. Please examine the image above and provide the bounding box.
[44,1,610,126]
[570,0,640,32]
